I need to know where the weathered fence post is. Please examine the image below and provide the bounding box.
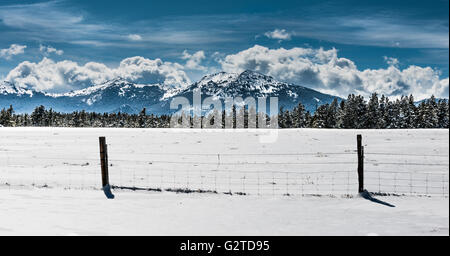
[99,136,114,199]
[99,137,109,187]
[357,134,364,193]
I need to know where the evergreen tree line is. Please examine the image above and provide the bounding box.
[0,105,172,128]
[0,93,448,129]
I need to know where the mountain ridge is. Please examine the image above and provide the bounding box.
[1,70,342,114]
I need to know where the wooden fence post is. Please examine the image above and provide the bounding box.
[99,137,109,187]
[99,136,114,199]
[357,134,364,193]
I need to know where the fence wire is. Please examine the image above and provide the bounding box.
[0,134,448,197]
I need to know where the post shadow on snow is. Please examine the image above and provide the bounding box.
[103,184,115,199]
[360,190,395,207]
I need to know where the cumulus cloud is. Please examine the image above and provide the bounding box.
[181,50,206,70]
[39,44,64,56]
[264,29,291,41]
[116,56,190,87]
[6,58,114,92]
[3,44,448,100]
[219,45,449,100]
[0,44,27,59]
[127,34,143,41]
[5,56,191,93]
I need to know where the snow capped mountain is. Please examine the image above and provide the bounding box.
[191,70,285,97]
[166,70,341,113]
[196,72,240,88]
[56,78,166,112]
[0,80,52,113]
[0,81,15,95]
[0,81,34,96]
[0,70,341,114]
[60,78,163,98]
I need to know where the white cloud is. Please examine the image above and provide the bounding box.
[39,44,64,56]
[264,29,291,41]
[6,58,114,93]
[181,50,206,70]
[5,56,191,93]
[127,34,142,41]
[3,43,448,100]
[0,44,27,59]
[383,56,399,67]
[219,45,449,100]
[116,56,190,88]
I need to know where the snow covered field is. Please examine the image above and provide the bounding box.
[0,128,448,235]
[0,188,448,236]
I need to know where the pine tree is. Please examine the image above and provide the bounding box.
[437,99,449,128]
[0,105,14,127]
[335,100,346,128]
[383,99,398,128]
[366,93,380,129]
[31,105,46,126]
[325,98,339,128]
[377,95,388,128]
[354,95,368,129]
[305,111,312,128]
[423,96,439,128]
[311,104,328,128]
[138,108,146,128]
[291,103,307,128]
[405,95,417,128]
[278,107,286,128]
[339,94,367,128]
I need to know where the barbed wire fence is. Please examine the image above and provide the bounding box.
[0,133,448,197]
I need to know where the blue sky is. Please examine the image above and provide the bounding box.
[0,0,448,99]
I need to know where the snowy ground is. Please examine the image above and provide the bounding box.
[0,128,448,235]
[0,188,448,236]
